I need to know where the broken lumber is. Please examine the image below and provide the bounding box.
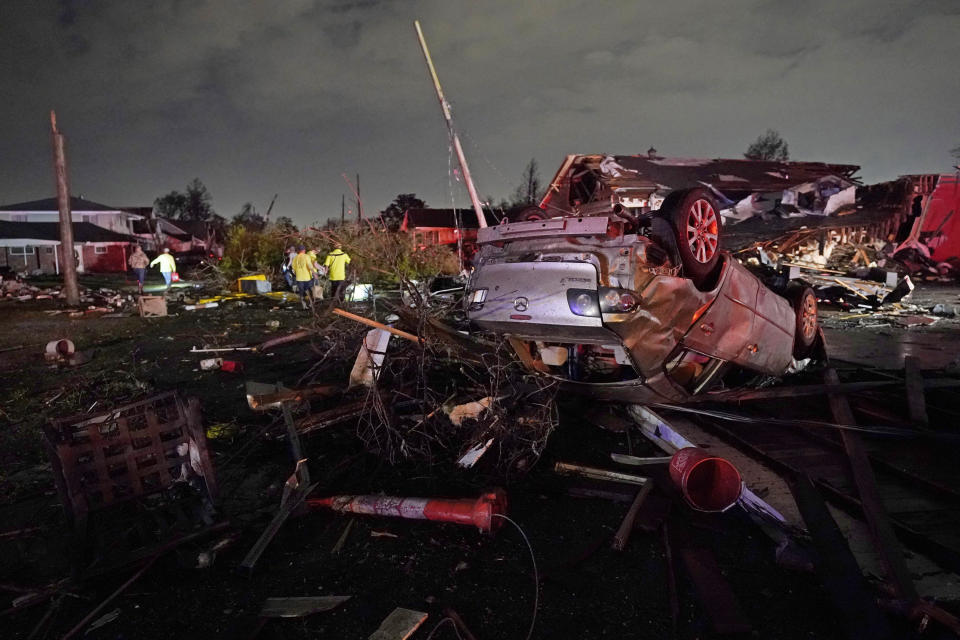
[824,368,918,603]
[690,378,960,403]
[369,608,428,640]
[333,308,422,343]
[903,356,929,429]
[611,481,655,551]
[259,596,351,618]
[678,545,752,635]
[246,383,341,410]
[62,555,159,640]
[788,474,894,639]
[254,329,315,353]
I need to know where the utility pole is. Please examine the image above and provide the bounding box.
[50,110,80,306]
[264,193,278,220]
[414,20,487,229]
[356,173,363,221]
[341,173,363,222]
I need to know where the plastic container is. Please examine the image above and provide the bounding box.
[668,447,742,512]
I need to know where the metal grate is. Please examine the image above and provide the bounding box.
[44,392,218,529]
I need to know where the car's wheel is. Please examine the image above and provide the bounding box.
[509,205,549,222]
[787,283,818,358]
[664,189,722,285]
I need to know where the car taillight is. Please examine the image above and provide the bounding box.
[598,287,639,313]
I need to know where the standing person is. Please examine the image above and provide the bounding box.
[281,246,297,290]
[149,248,177,291]
[291,245,315,309]
[324,242,351,302]
[128,245,150,294]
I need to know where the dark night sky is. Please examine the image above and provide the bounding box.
[1,1,958,227]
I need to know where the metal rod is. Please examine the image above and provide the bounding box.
[554,462,648,486]
[413,20,486,229]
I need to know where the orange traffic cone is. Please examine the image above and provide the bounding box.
[307,489,507,533]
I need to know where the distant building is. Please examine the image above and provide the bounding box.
[0,197,142,274]
[399,208,500,249]
[131,217,224,258]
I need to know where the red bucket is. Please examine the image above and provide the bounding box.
[669,447,742,512]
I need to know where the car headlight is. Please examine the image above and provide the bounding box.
[467,287,487,310]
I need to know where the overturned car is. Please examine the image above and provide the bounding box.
[465,155,827,404]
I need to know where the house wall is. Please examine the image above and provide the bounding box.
[0,211,137,234]
[411,227,478,248]
[920,174,960,262]
[38,246,59,273]
[164,236,193,252]
[0,247,41,273]
[81,244,128,272]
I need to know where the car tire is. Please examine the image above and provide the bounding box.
[787,283,818,358]
[509,205,549,222]
[663,188,722,286]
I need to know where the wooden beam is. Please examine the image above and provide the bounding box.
[903,356,929,429]
[611,481,655,551]
[332,308,422,344]
[824,368,918,602]
[691,378,960,404]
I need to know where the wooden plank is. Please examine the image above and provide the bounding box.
[904,356,929,429]
[691,378,960,403]
[788,474,893,639]
[611,481,655,551]
[678,547,752,634]
[260,596,351,618]
[824,368,918,602]
[368,608,428,640]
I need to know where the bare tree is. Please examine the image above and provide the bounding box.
[950,144,960,164]
[745,129,790,162]
[511,158,543,206]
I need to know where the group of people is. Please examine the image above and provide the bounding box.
[282,243,351,308]
[128,245,176,294]
[126,242,352,308]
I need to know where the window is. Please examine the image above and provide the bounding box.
[94,246,108,254]
[9,246,34,255]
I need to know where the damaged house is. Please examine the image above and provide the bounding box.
[0,196,142,274]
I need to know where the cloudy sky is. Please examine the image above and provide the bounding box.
[1,0,958,226]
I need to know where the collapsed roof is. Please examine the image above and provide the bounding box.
[539,154,861,219]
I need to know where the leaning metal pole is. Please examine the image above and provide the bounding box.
[51,110,80,306]
[414,20,487,229]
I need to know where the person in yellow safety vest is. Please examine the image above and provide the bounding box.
[291,245,315,309]
[149,248,177,291]
[324,242,351,301]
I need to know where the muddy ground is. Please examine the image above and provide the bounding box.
[1,275,958,639]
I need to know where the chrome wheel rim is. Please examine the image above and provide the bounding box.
[685,199,719,263]
[800,292,817,341]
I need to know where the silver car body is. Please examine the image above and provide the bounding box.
[467,215,798,403]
